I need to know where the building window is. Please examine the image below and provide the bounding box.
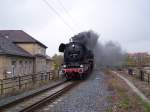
[25,61,28,74]
[12,61,16,66]
[11,61,16,77]
[38,48,42,54]
[29,61,32,74]
[19,60,22,63]
[19,61,23,75]
[38,48,45,55]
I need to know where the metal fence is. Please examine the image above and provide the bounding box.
[141,71,150,83]
[127,68,150,84]
[0,71,55,96]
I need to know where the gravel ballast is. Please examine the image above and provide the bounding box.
[37,69,112,112]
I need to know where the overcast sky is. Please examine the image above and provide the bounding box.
[0,0,150,56]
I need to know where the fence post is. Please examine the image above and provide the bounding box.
[18,76,21,89]
[139,70,144,81]
[41,73,43,81]
[51,71,54,80]
[32,74,35,84]
[48,72,51,80]
[45,73,47,81]
[1,80,3,95]
[148,73,150,84]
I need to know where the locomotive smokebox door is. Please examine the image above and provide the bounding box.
[59,43,66,52]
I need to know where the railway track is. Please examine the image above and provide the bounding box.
[0,81,80,112]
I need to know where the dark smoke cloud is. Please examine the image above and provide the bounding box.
[94,41,126,67]
[71,30,126,67]
[71,30,98,50]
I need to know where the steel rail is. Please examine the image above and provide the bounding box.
[1,81,80,112]
[22,81,79,112]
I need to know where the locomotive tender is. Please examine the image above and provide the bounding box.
[59,34,94,80]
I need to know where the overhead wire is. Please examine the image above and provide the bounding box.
[56,0,80,29]
[42,0,75,33]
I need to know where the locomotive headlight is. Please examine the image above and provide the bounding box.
[72,44,75,48]
[80,64,84,68]
[63,65,67,68]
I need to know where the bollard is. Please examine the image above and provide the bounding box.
[128,68,133,75]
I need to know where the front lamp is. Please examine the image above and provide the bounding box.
[63,65,67,68]
[80,64,84,68]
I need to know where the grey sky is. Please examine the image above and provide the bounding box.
[0,0,150,56]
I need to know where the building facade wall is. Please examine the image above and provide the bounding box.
[0,55,53,79]
[17,43,35,55]
[35,57,47,73]
[0,56,6,79]
[0,43,51,79]
[46,60,53,72]
[17,43,46,56]
[0,55,34,79]
[34,44,46,56]
[16,43,47,74]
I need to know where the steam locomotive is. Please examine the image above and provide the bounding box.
[59,36,94,80]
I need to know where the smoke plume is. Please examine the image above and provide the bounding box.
[71,30,126,67]
[71,30,98,50]
[94,40,126,67]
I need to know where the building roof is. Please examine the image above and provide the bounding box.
[0,30,47,48]
[46,55,52,61]
[0,35,33,57]
[128,52,150,57]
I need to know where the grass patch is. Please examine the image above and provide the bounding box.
[105,70,150,112]
[107,108,113,112]
[138,97,150,112]
[119,98,130,109]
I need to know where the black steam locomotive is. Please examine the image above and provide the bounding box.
[59,36,94,80]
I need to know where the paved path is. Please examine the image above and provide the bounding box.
[37,70,113,112]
